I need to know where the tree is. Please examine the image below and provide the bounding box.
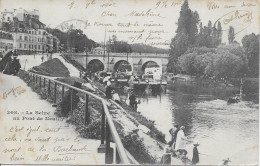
[195,21,222,48]
[178,45,247,78]
[107,35,132,53]
[228,26,235,44]
[176,0,199,45]
[242,33,259,77]
[130,43,169,54]
[217,21,222,43]
[46,28,97,52]
[168,0,200,72]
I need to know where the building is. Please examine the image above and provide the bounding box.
[0,30,13,55]
[91,46,106,55]
[1,9,14,23]
[0,8,59,54]
[46,33,53,53]
[11,28,48,54]
[1,8,39,23]
[53,36,60,53]
[14,8,39,21]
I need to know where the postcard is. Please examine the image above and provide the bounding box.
[0,0,259,165]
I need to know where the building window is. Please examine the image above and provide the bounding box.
[25,36,27,41]
[35,45,36,49]
[24,44,26,48]
[38,45,40,49]
[20,36,22,40]
[19,43,22,48]
[39,31,41,35]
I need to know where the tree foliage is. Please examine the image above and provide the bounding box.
[107,35,132,53]
[228,26,235,44]
[196,21,222,48]
[46,28,97,52]
[130,43,169,54]
[169,0,200,73]
[178,44,247,78]
[242,33,259,77]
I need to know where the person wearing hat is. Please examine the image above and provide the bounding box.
[174,126,187,150]
[192,143,200,164]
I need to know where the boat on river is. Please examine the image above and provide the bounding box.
[227,79,243,104]
[227,97,240,104]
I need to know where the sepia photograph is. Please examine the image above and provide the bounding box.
[0,0,259,165]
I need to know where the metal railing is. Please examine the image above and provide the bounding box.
[20,70,131,164]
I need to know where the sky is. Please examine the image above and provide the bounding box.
[0,0,259,48]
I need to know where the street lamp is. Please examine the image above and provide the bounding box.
[85,46,88,71]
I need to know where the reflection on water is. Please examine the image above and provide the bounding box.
[137,90,259,165]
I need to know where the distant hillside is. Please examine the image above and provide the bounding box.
[130,43,169,54]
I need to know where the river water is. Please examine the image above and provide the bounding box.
[136,89,259,165]
[71,56,258,164]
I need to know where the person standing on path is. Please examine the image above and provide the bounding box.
[106,84,112,99]
[175,126,187,150]
[129,91,137,111]
[169,124,179,148]
[192,143,200,165]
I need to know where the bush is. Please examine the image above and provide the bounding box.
[128,111,166,144]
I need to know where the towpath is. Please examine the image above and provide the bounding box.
[0,73,106,164]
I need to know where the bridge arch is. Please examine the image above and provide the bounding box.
[113,60,132,72]
[141,61,160,73]
[87,59,104,73]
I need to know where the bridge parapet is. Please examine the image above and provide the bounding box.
[64,52,169,58]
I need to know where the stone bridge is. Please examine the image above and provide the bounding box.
[64,52,169,75]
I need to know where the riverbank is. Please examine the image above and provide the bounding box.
[166,74,259,103]
[16,54,173,164]
[17,70,168,164]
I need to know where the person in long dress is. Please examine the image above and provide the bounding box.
[175,126,186,150]
[192,143,200,164]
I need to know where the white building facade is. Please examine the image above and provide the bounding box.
[0,30,13,55]
[0,8,59,54]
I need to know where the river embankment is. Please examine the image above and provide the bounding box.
[166,74,259,103]
[17,56,171,164]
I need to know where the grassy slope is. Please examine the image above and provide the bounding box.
[29,58,70,77]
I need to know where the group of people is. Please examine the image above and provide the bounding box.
[169,125,187,151]
[0,51,21,75]
[104,73,139,111]
[104,75,122,105]
[164,124,199,165]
